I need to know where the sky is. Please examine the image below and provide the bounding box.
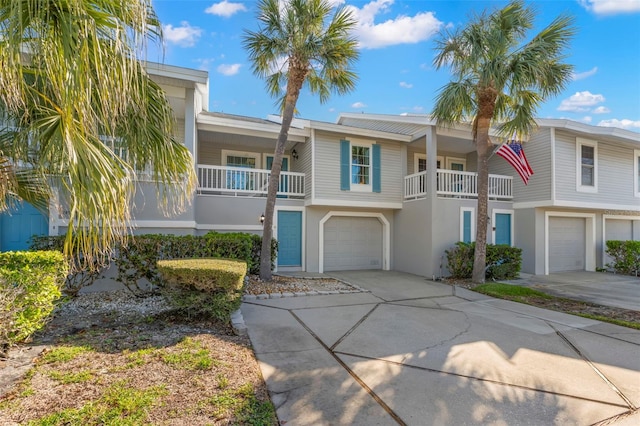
[150,0,640,130]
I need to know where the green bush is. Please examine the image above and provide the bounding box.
[157,258,247,322]
[0,251,67,353]
[446,242,522,280]
[114,233,276,295]
[29,235,107,296]
[606,240,640,276]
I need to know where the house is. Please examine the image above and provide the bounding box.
[2,63,638,277]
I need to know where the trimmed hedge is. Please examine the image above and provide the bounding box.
[446,242,522,280]
[115,232,277,295]
[605,240,640,276]
[157,258,247,322]
[0,251,67,353]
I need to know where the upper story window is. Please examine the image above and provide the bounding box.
[576,138,597,193]
[340,139,381,193]
[635,149,640,197]
[222,150,259,191]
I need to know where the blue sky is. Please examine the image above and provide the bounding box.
[150,0,640,130]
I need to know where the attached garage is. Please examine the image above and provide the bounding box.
[548,216,586,272]
[323,216,383,271]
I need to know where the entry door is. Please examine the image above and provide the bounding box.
[277,210,302,267]
[494,213,512,245]
[266,156,289,196]
[0,201,49,251]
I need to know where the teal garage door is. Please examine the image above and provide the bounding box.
[0,201,49,251]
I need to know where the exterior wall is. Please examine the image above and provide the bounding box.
[554,130,638,206]
[312,131,403,205]
[303,206,395,273]
[393,199,431,276]
[131,182,195,223]
[295,141,312,197]
[405,146,477,175]
[514,208,538,274]
[490,127,552,203]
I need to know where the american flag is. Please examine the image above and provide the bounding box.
[496,141,534,185]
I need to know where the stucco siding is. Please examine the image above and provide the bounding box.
[490,127,552,202]
[555,131,637,205]
[313,133,403,204]
[131,182,195,222]
[393,200,430,276]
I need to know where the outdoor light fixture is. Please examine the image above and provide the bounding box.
[260,213,265,225]
[291,149,299,160]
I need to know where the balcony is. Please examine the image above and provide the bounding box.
[404,170,512,200]
[197,165,305,198]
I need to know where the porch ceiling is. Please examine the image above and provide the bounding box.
[408,134,477,155]
[198,130,303,150]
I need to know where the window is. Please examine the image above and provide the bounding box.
[446,157,466,171]
[414,154,443,173]
[340,139,381,192]
[351,145,370,185]
[576,138,597,192]
[460,207,475,243]
[222,150,260,191]
[635,150,640,197]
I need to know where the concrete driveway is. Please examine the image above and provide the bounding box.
[241,270,640,425]
[506,272,640,311]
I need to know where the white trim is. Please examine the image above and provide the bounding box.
[273,206,306,272]
[446,156,466,171]
[634,149,640,198]
[349,139,373,192]
[318,211,390,273]
[460,207,476,243]
[602,214,640,268]
[550,128,556,203]
[576,138,598,193]
[492,208,514,246]
[196,224,263,231]
[262,153,291,171]
[132,220,197,229]
[306,198,403,209]
[414,153,426,173]
[221,149,262,169]
[513,199,640,212]
[544,211,596,275]
[311,129,316,200]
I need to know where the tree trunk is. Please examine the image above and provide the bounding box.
[259,75,304,281]
[472,116,493,284]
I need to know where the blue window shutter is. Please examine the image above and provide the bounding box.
[340,139,350,190]
[372,144,381,193]
[463,211,472,243]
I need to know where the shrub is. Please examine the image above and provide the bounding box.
[29,235,108,296]
[114,233,276,295]
[157,258,247,322]
[446,242,522,280]
[606,240,640,276]
[0,251,67,354]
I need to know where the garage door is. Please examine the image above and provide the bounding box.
[549,217,585,272]
[324,216,382,271]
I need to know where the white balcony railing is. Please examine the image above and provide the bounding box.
[404,170,512,200]
[197,165,305,197]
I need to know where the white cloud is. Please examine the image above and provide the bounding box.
[162,22,202,47]
[579,0,640,15]
[592,106,611,114]
[572,67,598,81]
[399,81,413,89]
[582,116,593,123]
[346,0,443,49]
[597,118,640,129]
[351,101,367,108]
[557,91,605,112]
[205,1,247,18]
[217,63,242,76]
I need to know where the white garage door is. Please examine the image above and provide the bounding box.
[324,216,383,271]
[549,217,586,272]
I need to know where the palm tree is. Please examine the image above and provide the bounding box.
[431,0,574,283]
[243,0,359,280]
[0,0,196,267]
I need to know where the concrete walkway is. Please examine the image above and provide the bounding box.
[505,272,640,311]
[241,270,640,425]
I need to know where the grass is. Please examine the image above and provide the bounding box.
[473,283,640,330]
[40,346,93,364]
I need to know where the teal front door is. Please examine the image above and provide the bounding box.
[266,156,288,197]
[0,201,49,251]
[494,213,512,245]
[277,210,302,267]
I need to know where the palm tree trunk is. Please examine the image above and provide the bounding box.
[472,116,492,284]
